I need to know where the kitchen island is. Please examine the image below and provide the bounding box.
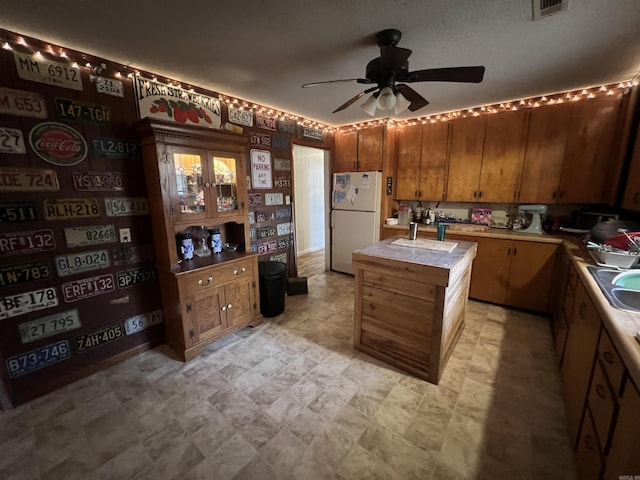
[352,236,477,384]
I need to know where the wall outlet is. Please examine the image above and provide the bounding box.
[119,228,131,243]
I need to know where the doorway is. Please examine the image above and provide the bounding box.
[292,145,330,279]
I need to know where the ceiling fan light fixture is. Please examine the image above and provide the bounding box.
[393,90,411,115]
[361,93,379,116]
[377,86,397,110]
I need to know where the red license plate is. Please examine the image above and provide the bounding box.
[0,229,56,256]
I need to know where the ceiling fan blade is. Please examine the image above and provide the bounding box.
[404,66,486,83]
[396,84,429,112]
[332,87,378,113]
[302,78,374,88]
[379,46,412,73]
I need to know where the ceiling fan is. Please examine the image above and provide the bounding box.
[302,29,485,115]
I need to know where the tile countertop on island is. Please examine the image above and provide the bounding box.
[383,223,640,388]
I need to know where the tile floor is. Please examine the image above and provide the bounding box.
[0,272,577,480]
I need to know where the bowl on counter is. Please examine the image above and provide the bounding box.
[222,242,238,252]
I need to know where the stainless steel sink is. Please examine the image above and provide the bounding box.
[587,266,640,313]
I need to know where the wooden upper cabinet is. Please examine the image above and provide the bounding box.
[622,132,640,211]
[519,103,572,204]
[358,125,384,171]
[334,130,358,172]
[419,122,450,201]
[479,109,527,203]
[558,93,623,204]
[395,124,423,199]
[446,116,486,202]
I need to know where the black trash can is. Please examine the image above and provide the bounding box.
[258,261,286,317]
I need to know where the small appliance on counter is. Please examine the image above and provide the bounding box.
[518,204,547,234]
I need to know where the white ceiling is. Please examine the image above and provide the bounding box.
[2,1,640,127]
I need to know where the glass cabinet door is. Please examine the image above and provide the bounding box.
[211,154,239,214]
[171,148,208,222]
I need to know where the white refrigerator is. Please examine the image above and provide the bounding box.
[331,171,382,275]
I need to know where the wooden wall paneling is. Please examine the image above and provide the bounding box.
[419,122,450,201]
[357,125,384,171]
[622,131,640,211]
[519,103,572,204]
[381,125,396,224]
[479,109,527,203]
[446,116,486,202]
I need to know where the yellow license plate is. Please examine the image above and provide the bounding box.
[43,198,100,220]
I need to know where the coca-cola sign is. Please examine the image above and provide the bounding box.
[29,122,87,166]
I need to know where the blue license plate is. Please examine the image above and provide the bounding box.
[6,340,71,378]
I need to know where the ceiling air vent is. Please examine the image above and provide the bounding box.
[532,0,568,20]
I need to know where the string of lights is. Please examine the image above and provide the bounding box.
[1,30,636,136]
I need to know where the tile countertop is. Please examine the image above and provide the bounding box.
[383,224,640,388]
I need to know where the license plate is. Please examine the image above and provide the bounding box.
[258,241,277,254]
[0,127,26,154]
[104,197,148,217]
[124,309,163,335]
[256,211,274,222]
[0,167,59,192]
[55,250,110,277]
[0,87,47,118]
[0,229,56,256]
[62,274,115,303]
[277,223,292,236]
[43,197,100,221]
[117,266,156,288]
[276,207,291,220]
[64,225,117,248]
[75,323,123,353]
[249,229,256,240]
[278,238,293,250]
[6,340,71,378]
[274,177,291,188]
[95,77,124,98]
[18,309,81,344]
[0,260,51,287]
[265,193,283,206]
[248,193,262,206]
[270,253,288,264]
[0,202,37,223]
[0,287,59,320]
[111,244,155,266]
[273,158,291,171]
[73,171,124,191]
[14,51,82,90]
[55,98,111,125]
[92,138,139,159]
[257,226,277,239]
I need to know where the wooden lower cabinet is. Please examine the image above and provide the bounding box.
[560,279,601,449]
[159,255,261,361]
[604,377,640,479]
[575,406,604,480]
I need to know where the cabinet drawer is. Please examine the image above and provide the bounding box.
[575,407,603,480]
[588,359,618,453]
[184,261,254,292]
[598,328,625,395]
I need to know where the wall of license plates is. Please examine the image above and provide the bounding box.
[0,29,333,406]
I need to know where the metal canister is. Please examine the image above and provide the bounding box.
[409,222,418,240]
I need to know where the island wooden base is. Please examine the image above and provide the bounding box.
[352,238,475,384]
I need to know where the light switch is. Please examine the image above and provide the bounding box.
[119,228,131,243]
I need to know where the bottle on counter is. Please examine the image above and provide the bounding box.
[414,201,424,223]
[398,205,411,225]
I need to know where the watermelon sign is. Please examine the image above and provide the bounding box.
[29,122,87,166]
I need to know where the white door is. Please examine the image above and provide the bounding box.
[331,209,378,275]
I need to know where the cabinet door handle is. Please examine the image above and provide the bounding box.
[198,276,213,285]
[227,303,232,309]
[221,305,227,311]
[233,269,238,275]
[595,384,607,399]
[584,435,595,451]
[602,351,615,364]
[205,182,211,188]
[478,191,483,198]
[579,302,587,319]
[507,248,511,256]
[552,190,557,199]
[241,267,246,273]
[208,276,213,283]
[558,189,564,199]
[513,247,517,256]
[473,191,477,199]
